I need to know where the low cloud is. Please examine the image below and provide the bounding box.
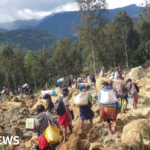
[0,0,78,23]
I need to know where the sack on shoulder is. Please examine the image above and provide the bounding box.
[100,90,118,105]
[74,91,89,106]
[100,106,106,120]
[115,81,124,98]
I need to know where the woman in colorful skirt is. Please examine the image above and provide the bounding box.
[98,82,118,135]
[79,85,94,129]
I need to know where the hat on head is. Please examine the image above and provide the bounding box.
[61,88,69,94]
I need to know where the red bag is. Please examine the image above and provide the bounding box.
[37,136,49,150]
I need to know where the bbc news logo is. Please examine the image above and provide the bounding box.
[0,136,19,145]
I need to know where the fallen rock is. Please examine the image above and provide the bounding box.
[11,97,19,102]
[92,101,100,115]
[3,108,21,120]
[19,108,30,115]
[89,142,103,150]
[122,119,149,144]
[31,99,46,112]
[9,126,23,139]
[26,99,37,108]
[0,102,23,110]
[56,133,89,150]
[24,135,38,149]
[96,77,108,93]
[128,66,147,80]
[117,107,150,124]
[51,96,59,104]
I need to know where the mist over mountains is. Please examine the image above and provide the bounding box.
[0,4,141,39]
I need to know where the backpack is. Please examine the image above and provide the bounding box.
[115,81,124,98]
[130,83,137,96]
[54,97,66,116]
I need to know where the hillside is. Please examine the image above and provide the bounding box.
[0,29,58,53]
[0,4,141,39]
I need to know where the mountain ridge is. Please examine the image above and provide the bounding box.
[0,4,142,38]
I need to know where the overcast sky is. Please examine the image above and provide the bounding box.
[0,0,144,23]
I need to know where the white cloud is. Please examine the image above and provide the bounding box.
[0,0,146,23]
[107,0,144,9]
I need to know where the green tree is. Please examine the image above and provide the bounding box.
[0,44,14,88]
[112,10,134,69]
[24,51,40,89]
[76,0,108,74]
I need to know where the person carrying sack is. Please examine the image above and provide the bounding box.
[34,105,59,150]
[115,75,130,113]
[98,82,118,135]
[78,85,94,129]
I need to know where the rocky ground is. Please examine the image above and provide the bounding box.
[0,66,150,150]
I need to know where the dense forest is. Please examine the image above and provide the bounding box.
[0,29,57,54]
[0,0,150,92]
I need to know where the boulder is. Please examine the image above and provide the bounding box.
[89,142,103,150]
[31,99,46,112]
[24,135,38,149]
[96,77,108,93]
[68,87,76,100]
[122,119,149,144]
[93,117,101,124]
[19,108,30,115]
[56,133,89,150]
[128,66,147,80]
[117,107,150,124]
[25,99,37,108]
[92,101,101,114]
[11,97,19,102]
[0,102,23,110]
[145,84,150,91]
[9,126,23,139]
[3,108,21,120]
[51,96,59,104]
[55,87,61,95]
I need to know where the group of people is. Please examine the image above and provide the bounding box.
[98,75,139,135]
[28,71,139,150]
[34,87,73,150]
[100,65,122,79]
[18,84,33,97]
[33,74,96,150]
